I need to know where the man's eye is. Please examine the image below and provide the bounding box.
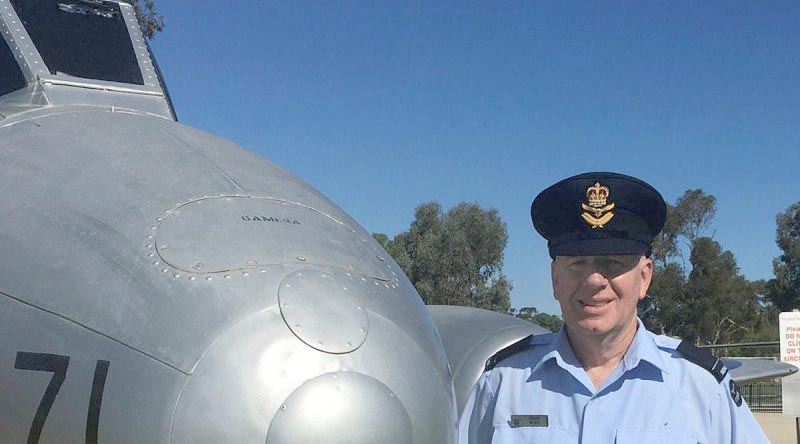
[606,259,635,273]
[568,261,587,269]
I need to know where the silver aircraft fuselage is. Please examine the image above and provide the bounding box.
[0,2,794,443]
[0,1,461,442]
[1,107,458,443]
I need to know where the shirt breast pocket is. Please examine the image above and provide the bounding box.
[616,429,698,444]
[492,424,570,443]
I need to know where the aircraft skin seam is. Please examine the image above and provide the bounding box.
[168,368,193,443]
[196,156,245,192]
[159,129,246,193]
[0,106,170,129]
[0,289,190,375]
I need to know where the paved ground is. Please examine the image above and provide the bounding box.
[755,413,798,444]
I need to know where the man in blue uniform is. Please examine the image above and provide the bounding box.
[458,172,768,443]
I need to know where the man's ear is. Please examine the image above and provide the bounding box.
[639,256,653,300]
[551,259,559,300]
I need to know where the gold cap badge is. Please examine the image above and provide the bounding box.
[581,182,615,228]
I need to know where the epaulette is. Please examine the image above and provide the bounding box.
[484,335,534,372]
[676,340,729,383]
[676,341,743,406]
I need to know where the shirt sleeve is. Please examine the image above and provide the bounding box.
[458,372,497,444]
[711,375,770,444]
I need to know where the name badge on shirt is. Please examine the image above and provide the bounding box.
[509,415,549,428]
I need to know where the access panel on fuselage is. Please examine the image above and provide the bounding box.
[155,195,392,281]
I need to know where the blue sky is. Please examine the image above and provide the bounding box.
[151,2,800,315]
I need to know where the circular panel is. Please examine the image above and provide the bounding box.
[155,196,388,279]
[267,372,412,444]
[279,269,368,354]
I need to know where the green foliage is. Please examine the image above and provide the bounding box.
[121,0,164,40]
[720,286,779,357]
[682,238,759,345]
[510,307,564,332]
[675,189,717,245]
[641,190,769,346]
[766,202,800,311]
[372,233,412,273]
[650,202,681,267]
[650,189,717,268]
[373,201,511,313]
[640,262,686,335]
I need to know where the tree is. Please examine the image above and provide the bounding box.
[121,0,164,39]
[675,189,717,246]
[372,233,411,273]
[650,202,681,267]
[683,238,759,345]
[650,189,716,268]
[725,279,779,357]
[641,189,719,337]
[641,189,765,346]
[373,202,511,313]
[640,262,686,336]
[510,307,564,332]
[766,202,800,311]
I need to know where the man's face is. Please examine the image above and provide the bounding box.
[551,255,652,338]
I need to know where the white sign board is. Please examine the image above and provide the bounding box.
[780,311,800,416]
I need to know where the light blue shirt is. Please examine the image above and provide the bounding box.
[458,321,768,444]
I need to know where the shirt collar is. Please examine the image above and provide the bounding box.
[530,326,583,376]
[531,318,669,376]
[622,318,670,374]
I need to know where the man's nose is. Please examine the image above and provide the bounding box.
[585,270,609,289]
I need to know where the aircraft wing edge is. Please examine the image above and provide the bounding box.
[427,305,549,416]
[721,357,798,385]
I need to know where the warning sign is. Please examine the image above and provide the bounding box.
[780,312,800,416]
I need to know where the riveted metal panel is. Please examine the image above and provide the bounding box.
[278,269,368,354]
[117,2,160,90]
[155,196,391,281]
[0,0,48,81]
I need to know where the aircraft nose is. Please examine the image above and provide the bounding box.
[267,371,411,444]
[170,270,455,444]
